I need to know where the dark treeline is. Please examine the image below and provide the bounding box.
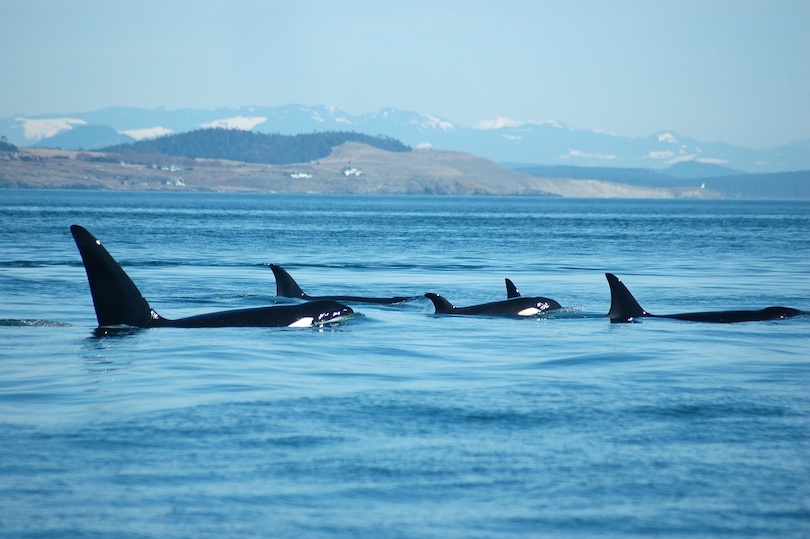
[102,129,410,165]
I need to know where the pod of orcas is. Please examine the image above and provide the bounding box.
[71,225,352,330]
[71,225,805,331]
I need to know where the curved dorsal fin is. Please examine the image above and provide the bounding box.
[70,225,157,328]
[605,273,649,322]
[505,278,521,298]
[269,264,307,298]
[424,293,455,314]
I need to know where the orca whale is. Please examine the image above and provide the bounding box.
[605,273,804,323]
[425,288,562,316]
[70,225,353,329]
[269,263,412,304]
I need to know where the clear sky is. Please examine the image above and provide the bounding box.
[2,0,808,148]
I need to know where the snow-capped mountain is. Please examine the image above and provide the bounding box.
[2,105,808,173]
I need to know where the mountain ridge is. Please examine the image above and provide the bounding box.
[3,105,808,173]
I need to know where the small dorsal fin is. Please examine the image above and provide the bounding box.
[269,264,307,298]
[70,225,158,328]
[605,273,649,322]
[424,293,455,314]
[505,278,521,298]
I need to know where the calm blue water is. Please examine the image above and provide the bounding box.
[1,190,809,538]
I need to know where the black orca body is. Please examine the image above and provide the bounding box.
[606,273,804,323]
[71,225,353,329]
[425,291,562,316]
[269,263,412,305]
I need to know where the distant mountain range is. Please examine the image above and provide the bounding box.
[4,138,807,200]
[2,105,808,173]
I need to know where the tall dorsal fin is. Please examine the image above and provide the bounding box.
[605,273,650,322]
[505,278,521,298]
[70,225,158,328]
[424,293,455,314]
[269,264,307,298]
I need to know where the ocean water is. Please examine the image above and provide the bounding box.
[1,190,808,538]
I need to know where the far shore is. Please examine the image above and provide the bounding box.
[1,145,732,199]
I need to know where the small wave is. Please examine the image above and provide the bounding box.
[533,352,653,369]
[262,261,492,272]
[0,319,73,327]
[135,260,257,268]
[0,261,46,268]
[633,400,790,421]
[541,306,599,318]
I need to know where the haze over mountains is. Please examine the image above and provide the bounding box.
[3,105,809,173]
[2,105,808,199]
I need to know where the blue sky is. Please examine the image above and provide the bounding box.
[2,0,808,148]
